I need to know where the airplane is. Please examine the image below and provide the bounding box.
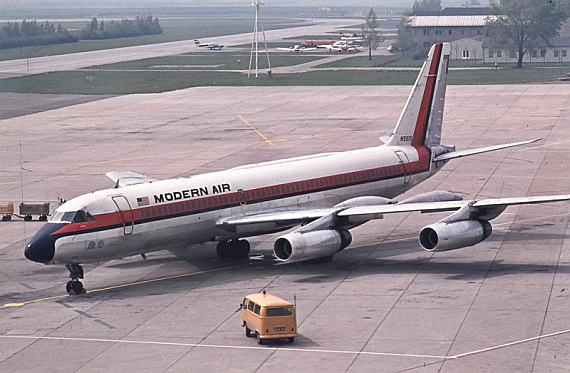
[25,43,570,295]
[194,39,224,50]
[276,45,318,53]
[321,41,359,52]
[339,33,363,45]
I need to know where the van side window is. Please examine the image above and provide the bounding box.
[242,298,248,309]
[253,304,261,315]
[248,301,255,311]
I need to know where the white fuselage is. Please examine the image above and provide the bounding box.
[48,144,436,265]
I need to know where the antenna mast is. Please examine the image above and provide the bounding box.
[248,0,271,78]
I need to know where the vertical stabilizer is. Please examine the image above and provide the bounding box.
[385,43,450,147]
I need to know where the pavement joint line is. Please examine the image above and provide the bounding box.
[2,211,566,309]
[237,114,274,146]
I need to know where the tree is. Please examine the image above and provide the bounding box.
[395,16,416,57]
[361,8,382,60]
[412,0,442,14]
[463,0,481,6]
[487,0,570,68]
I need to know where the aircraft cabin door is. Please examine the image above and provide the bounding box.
[111,195,134,235]
[394,151,411,184]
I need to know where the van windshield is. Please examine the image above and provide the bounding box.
[266,307,292,317]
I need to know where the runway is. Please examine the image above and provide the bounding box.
[0,84,569,372]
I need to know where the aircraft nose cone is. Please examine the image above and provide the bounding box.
[24,223,64,264]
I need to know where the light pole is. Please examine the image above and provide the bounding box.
[248,0,271,78]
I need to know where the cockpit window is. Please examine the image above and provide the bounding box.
[73,211,87,223]
[50,210,93,223]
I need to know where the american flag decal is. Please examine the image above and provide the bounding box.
[137,196,150,206]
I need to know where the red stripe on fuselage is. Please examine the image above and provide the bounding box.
[411,43,442,148]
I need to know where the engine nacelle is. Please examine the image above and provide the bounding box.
[419,220,492,252]
[274,229,352,263]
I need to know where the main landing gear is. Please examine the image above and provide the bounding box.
[216,239,250,260]
[65,264,86,295]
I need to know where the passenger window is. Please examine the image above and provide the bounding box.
[248,301,255,311]
[254,304,261,315]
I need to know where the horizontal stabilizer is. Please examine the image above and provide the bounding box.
[106,171,157,188]
[434,139,540,162]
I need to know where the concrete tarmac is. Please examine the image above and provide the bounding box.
[0,84,569,372]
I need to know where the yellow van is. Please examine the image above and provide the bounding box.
[240,291,298,344]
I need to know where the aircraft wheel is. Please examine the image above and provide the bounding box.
[24,215,32,221]
[238,240,250,259]
[245,325,252,338]
[66,280,85,295]
[216,241,227,259]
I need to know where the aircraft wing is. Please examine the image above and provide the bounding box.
[434,138,540,162]
[216,208,335,233]
[339,194,570,219]
[216,194,570,233]
[105,171,158,188]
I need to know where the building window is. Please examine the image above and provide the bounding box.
[489,50,494,58]
[540,49,546,58]
[477,29,482,35]
[531,50,537,58]
[461,29,465,35]
[435,29,442,35]
[563,50,567,58]
[462,49,470,59]
[423,29,430,35]
[554,49,559,58]
[448,29,452,35]
[497,50,502,58]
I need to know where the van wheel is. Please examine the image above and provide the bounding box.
[256,332,264,345]
[287,337,295,343]
[245,326,252,337]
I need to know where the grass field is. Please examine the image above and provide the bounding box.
[1,65,567,95]
[87,53,326,71]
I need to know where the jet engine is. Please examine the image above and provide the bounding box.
[418,220,492,252]
[274,229,352,263]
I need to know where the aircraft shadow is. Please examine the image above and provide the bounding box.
[6,230,569,306]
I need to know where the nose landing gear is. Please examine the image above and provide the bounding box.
[65,264,86,295]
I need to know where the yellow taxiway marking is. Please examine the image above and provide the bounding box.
[2,328,569,361]
[1,264,245,309]
[237,114,274,146]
